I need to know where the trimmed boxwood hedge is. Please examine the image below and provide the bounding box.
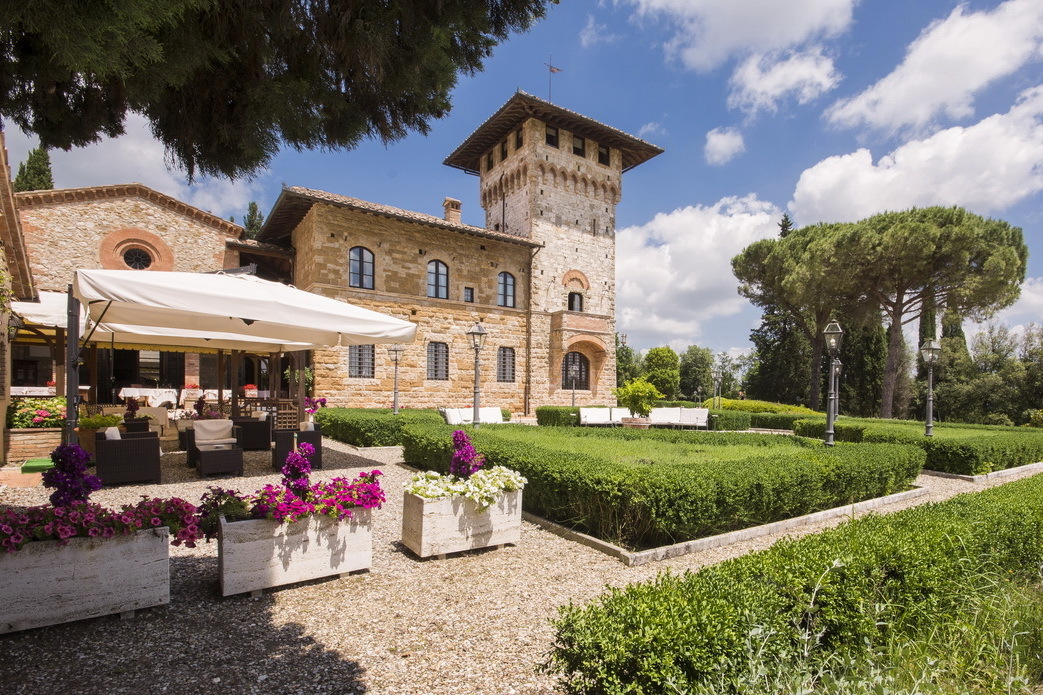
[708,409,751,431]
[749,412,820,430]
[314,407,443,447]
[400,422,923,550]
[545,473,1043,694]
[701,397,818,414]
[536,406,580,427]
[793,418,1043,475]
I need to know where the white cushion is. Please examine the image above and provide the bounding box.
[194,419,233,441]
[254,411,268,421]
[610,408,635,422]
[104,427,121,440]
[478,407,503,424]
[649,408,682,425]
[300,421,316,431]
[580,408,612,425]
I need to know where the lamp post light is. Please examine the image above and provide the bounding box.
[465,322,487,428]
[823,320,844,446]
[568,363,580,407]
[920,338,942,437]
[387,343,406,415]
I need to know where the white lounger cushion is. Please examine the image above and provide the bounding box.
[649,408,682,425]
[580,408,612,425]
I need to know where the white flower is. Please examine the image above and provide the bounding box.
[404,467,526,509]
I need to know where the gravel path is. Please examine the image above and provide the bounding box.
[0,441,1039,695]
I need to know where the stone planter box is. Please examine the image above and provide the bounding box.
[217,510,373,597]
[5,427,63,465]
[0,528,170,634]
[401,489,522,559]
[621,417,651,429]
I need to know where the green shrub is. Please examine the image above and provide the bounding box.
[702,397,818,415]
[400,424,923,550]
[7,397,67,428]
[535,406,579,427]
[613,378,663,417]
[316,407,442,447]
[545,474,1043,694]
[709,409,751,431]
[750,412,818,430]
[77,414,124,430]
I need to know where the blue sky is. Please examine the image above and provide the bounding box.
[6,0,1043,357]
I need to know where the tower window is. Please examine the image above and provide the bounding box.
[545,125,558,148]
[598,144,610,165]
[568,292,584,312]
[348,345,375,378]
[562,352,590,390]
[497,347,516,383]
[427,260,449,299]
[486,151,493,170]
[426,342,449,380]
[500,140,507,159]
[515,129,523,148]
[349,246,374,289]
[497,272,516,308]
[463,287,474,303]
[573,136,586,158]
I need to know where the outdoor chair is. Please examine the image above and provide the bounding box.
[94,430,161,486]
[649,407,683,427]
[231,413,273,451]
[478,407,504,424]
[679,407,709,429]
[272,425,323,471]
[186,420,241,468]
[609,408,635,425]
[579,408,613,426]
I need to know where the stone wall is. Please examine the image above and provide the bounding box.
[5,428,62,464]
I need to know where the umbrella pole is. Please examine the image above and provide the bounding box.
[64,284,80,446]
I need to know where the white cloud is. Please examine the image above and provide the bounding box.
[630,0,856,71]
[827,0,1043,132]
[616,194,781,349]
[992,277,1043,327]
[638,121,667,139]
[580,14,621,48]
[728,48,840,114]
[704,127,745,165]
[4,114,267,219]
[791,85,1043,223]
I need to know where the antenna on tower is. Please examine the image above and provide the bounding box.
[544,55,563,102]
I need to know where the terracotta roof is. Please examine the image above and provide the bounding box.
[15,183,244,237]
[444,91,664,175]
[0,133,36,300]
[260,186,542,248]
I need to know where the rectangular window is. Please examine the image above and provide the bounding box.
[545,125,558,148]
[515,129,523,148]
[463,287,474,303]
[348,345,375,378]
[486,151,493,170]
[598,144,610,166]
[427,342,449,380]
[500,140,507,160]
[573,136,586,158]
[497,347,516,383]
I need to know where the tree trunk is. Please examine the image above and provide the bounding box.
[808,334,824,411]
[880,314,905,419]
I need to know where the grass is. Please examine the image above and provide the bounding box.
[835,416,1042,439]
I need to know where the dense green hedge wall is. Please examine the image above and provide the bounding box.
[709,409,751,431]
[315,407,443,447]
[400,422,923,549]
[536,406,580,427]
[749,412,819,430]
[701,397,818,414]
[792,418,1043,475]
[545,474,1043,694]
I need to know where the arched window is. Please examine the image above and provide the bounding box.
[568,292,584,312]
[497,272,516,308]
[122,247,153,269]
[426,342,449,380]
[349,246,374,289]
[427,260,448,299]
[562,352,590,390]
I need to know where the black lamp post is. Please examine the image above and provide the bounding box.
[823,320,844,446]
[920,338,942,436]
[569,363,580,407]
[466,322,487,427]
[387,343,405,415]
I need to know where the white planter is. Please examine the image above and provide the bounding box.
[401,489,522,559]
[218,511,373,597]
[0,528,170,634]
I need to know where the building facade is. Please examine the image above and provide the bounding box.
[260,92,662,413]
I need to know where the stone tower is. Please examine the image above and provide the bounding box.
[444,92,663,405]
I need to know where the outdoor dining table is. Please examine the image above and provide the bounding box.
[117,387,180,407]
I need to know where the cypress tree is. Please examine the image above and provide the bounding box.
[13,147,53,191]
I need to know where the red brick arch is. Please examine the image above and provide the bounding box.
[99,228,174,271]
[561,269,590,290]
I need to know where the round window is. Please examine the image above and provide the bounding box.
[123,248,153,270]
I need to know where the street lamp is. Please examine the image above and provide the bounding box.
[569,363,580,407]
[465,322,487,427]
[920,338,942,437]
[710,367,722,410]
[387,343,406,415]
[823,320,844,446]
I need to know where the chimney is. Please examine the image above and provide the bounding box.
[443,197,461,224]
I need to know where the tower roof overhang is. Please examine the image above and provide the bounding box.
[444,91,664,175]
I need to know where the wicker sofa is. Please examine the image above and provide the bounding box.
[94,431,162,486]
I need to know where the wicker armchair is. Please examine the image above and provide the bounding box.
[231,416,273,451]
[94,431,162,486]
[272,426,322,471]
[186,420,241,468]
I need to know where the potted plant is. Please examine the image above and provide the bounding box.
[5,396,68,464]
[74,413,124,460]
[612,378,664,429]
[198,442,385,597]
[0,444,201,633]
[182,383,202,403]
[302,396,326,427]
[401,430,527,559]
[242,383,258,398]
[123,398,151,432]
